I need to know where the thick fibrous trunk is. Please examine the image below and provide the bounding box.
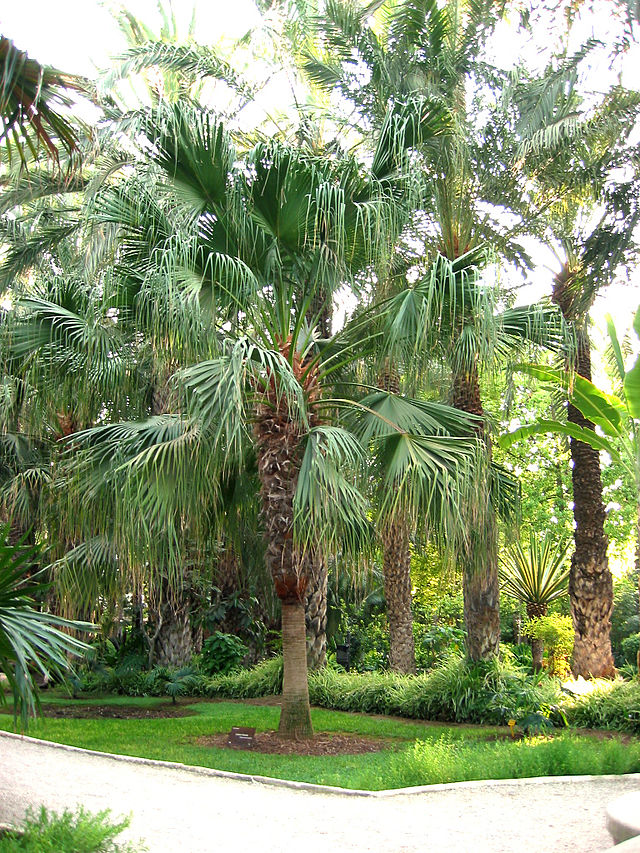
[382,518,416,673]
[378,362,416,673]
[552,275,615,677]
[453,364,500,661]
[305,553,327,670]
[566,337,615,677]
[254,349,314,737]
[280,602,313,737]
[155,599,193,668]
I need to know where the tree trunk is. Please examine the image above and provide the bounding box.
[378,362,416,673]
[155,598,193,668]
[279,601,313,738]
[305,553,327,670]
[381,518,416,673]
[452,364,500,661]
[552,300,615,677]
[254,351,314,737]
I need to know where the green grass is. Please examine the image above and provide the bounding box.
[2,698,639,790]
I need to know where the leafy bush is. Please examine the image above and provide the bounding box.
[611,570,639,665]
[204,652,563,726]
[526,614,574,678]
[199,632,248,676]
[414,625,465,671]
[0,807,143,852]
[204,655,283,698]
[566,679,640,733]
[620,633,640,669]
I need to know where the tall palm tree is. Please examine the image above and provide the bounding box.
[506,51,640,676]
[67,101,479,737]
[301,0,549,663]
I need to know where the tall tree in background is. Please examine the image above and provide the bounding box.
[508,44,640,676]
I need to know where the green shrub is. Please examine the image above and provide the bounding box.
[204,651,562,726]
[526,614,574,678]
[611,570,640,665]
[205,655,283,698]
[199,632,248,676]
[0,807,143,852]
[620,633,640,668]
[566,679,640,733]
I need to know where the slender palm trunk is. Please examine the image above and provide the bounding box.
[378,362,416,673]
[280,601,313,737]
[452,365,500,661]
[381,518,416,673]
[552,280,615,677]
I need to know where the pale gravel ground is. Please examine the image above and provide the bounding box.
[1,731,639,853]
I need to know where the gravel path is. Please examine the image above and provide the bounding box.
[1,731,639,852]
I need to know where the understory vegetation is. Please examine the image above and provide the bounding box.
[1,699,638,791]
[33,652,640,734]
[0,807,142,853]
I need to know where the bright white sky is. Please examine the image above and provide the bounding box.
[2,0,640,351]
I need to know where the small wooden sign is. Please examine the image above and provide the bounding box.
[227,726,256,749]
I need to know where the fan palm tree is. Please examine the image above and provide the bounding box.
[300,0,558,663]
[500,535,570,670]
[0,36,84,170]
[0,530,90,726]
[64,99,480,737]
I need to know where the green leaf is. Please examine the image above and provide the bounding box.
[498,419,616,457]
[515,364,624,436]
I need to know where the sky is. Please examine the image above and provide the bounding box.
[2,0,640,353]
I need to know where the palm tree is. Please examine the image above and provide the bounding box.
[505,50,640,676]
[0,36,84,170]
[66,101,479,737]
[502,311,640,674]
[0,531,90,726]
[500,535,570,671]
[300,0,554,663]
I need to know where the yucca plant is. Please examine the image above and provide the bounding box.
[500,535,570,671]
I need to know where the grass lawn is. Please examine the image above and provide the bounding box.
[2,697,639,791]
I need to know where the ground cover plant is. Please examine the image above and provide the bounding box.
[0,806,143,852]
[1,697,638,791]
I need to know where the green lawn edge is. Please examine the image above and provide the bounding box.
[2,698,639,791]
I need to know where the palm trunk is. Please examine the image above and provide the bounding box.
[155,599,193,668]
[381,518,416,673]
[378,362,416,673]
[453,365,500,661]
[254,373,313,738]
[552,279,615,677]
[280,601,313,737]
[305,553,327,670]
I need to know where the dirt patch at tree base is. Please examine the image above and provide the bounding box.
[39,702,197,719]
[195,731,394,755]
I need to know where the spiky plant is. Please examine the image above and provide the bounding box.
[500,535,570,671]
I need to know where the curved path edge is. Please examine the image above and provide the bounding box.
[3,729,640,797]
[3,729,640,852]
